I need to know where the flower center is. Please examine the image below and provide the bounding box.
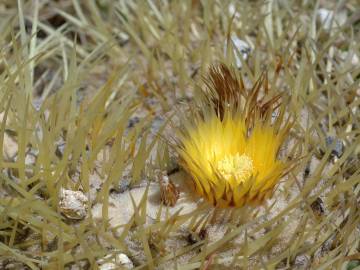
[216,153,254,183]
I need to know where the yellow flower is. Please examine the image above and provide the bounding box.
[176,64,293,208]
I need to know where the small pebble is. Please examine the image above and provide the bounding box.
[127,116,140,128]
[317,8,347,31]
[224,34,251,68]
[59,188,88,220]
[310,197,325,217]
[294,254,310,268]
[98,253,134,270]
[228,3,240,19]
[339,50,360,66]
[325,136,344,158]
[320,233,336,254]
[116,178,131,193]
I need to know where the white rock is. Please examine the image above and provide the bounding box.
[3,133,18,160]
[59,188,88,220]
[0,113,18,160]
[294,254,311,268]
[228,3,240,19]
[98,253,134,270]
[224,34,251,68]
[24,150,38,178]
[350,53,359,66]
[317,8,347,31]
[339,50,360,66]
[91,171,199,236]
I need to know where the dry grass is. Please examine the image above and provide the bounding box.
[0,0,359,269]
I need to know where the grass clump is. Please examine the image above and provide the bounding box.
[0,0,359,269]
